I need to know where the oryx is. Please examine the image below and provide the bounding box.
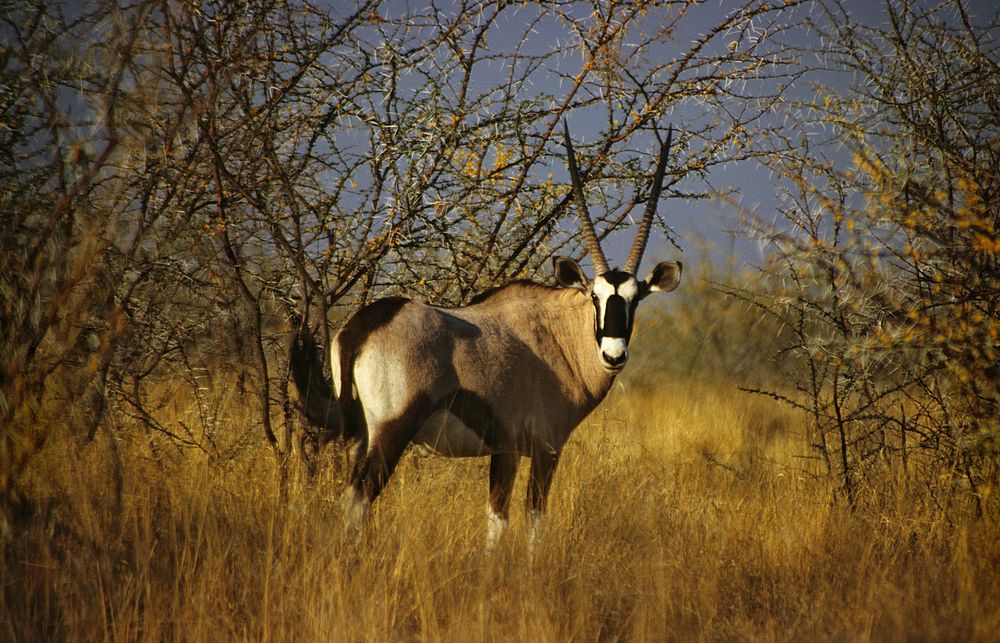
[291,123,681,548]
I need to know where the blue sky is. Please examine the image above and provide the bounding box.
[329,0,998,274]
[592,0,999,271]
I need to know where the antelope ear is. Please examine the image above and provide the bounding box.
[640,261,682,299]
[553,256,589,290]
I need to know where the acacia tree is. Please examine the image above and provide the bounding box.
[741,0,998,510]
[0,1,166,522]
[2,0,807,518]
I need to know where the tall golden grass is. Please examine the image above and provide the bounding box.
[5,375,998,642]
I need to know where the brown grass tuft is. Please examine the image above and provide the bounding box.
[4,380,998,641]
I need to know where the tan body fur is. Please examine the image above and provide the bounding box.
[342,283,614,461]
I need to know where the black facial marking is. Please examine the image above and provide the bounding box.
[627,297,639,340]
[602,294,629,338]
[601,270,633,287]
[593,271,640,344]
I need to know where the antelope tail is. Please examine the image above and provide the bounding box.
[290,328,344,442]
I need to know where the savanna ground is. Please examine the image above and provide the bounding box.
[6,341,998,642]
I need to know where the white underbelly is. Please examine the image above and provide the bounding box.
[413,410,493,457]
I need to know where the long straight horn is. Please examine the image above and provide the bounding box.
[623,125,673,275]
[563,120,610,275]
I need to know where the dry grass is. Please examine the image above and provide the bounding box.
[4,379,999,642]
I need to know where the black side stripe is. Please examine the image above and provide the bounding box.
[434,388,505,451]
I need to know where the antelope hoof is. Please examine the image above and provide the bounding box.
[485,507,509,552]
[341,487,370,533]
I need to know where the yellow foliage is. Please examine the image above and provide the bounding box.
[972,233,1000,255]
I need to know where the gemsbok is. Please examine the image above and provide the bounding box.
[291,123,681,549]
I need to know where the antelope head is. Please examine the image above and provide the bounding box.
[556,122,682,372]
